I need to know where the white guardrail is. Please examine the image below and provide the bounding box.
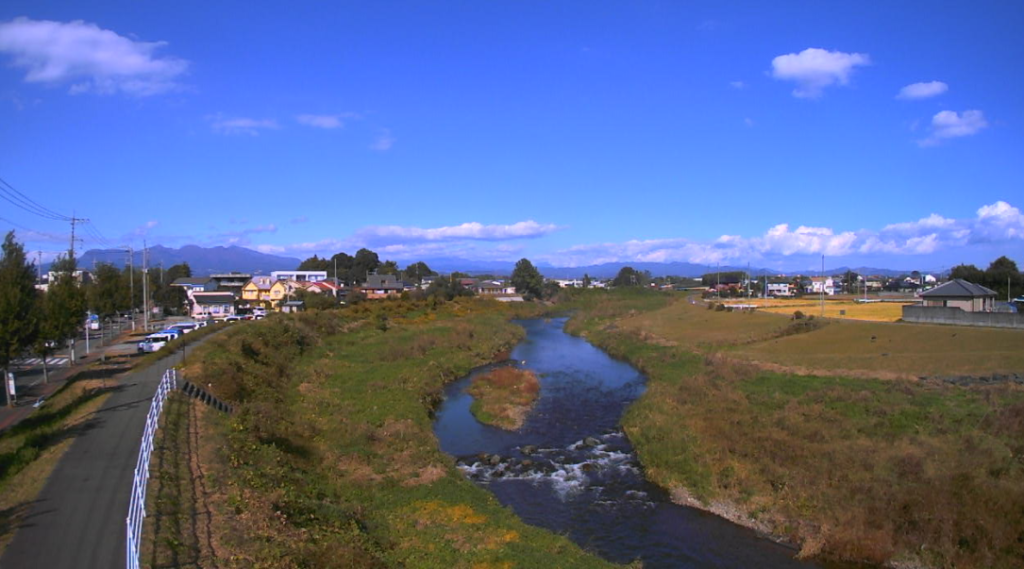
[126,368,177,569]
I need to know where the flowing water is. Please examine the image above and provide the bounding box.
[434,317,830,568]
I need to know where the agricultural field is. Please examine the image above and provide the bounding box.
[570,290,1024,568]
[619,295,1024,377]
[720,297,912,322]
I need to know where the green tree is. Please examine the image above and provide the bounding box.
[0,232,39,406]
[39,253,86,380]
[613,266,647,287]
[404,261,435,283]
[330,252,355,283]
[153,262,191,315]
[985,256,1021,300]
[379,260,399,276]
[843,270,860,294]
[582,273,592,289]
[511,258,543,300]
[297,255,331,271]
[352,248,380,284]
[426,275,473,301]
[90,262,127,318]
[293,288,338,310]
[950,264,984,283]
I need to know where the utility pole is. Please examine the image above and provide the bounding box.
[142,241,149,331]
[37,251,42,283]
[820,255,825,318]
[68,213,89,260]
[128,247,135,331]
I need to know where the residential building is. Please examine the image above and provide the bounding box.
[271,270,328,283]
[362,274,404,299]
[302,281,343,297]
[171,276,215,295]
[241,276,274,308]
[765,281,791,297]
[920,279,998,312]
[269,279,301,308]
[281,300,305,313]
[807,277,836,296]
[190,292,236,319]
[208,273,252,298]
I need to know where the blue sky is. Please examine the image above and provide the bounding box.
[1,1,1022,272]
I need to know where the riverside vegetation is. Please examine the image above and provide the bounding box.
[146,298,617,568]
[467,367,541,430]
[565,289,1024,568]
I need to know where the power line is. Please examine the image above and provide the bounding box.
[0,177,72,221]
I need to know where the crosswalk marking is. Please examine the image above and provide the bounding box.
[15,357,69,367]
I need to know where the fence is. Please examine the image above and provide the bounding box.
[126,368,177,569]
[902,305,1024,329]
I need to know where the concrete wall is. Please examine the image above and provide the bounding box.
[903,305,1024,329]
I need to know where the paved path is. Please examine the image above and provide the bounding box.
[0,342,202,569]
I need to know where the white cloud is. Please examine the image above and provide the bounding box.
[744,117,754,127]
[370,129,395,151]
[290,216,309,224]
[544,201,1024,267]
[730,81,746,89]
[883,213,955,234]
[0,17,188,96]
[896,81,948,100]
[296,113,359,129]
[356,221,560,245]
[209,115,279,136]
[918,109,987,146]
[973,201,1024,242]
[770,47,870,98]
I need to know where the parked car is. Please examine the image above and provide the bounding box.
[168,322,197,334]
[137,332,177,353]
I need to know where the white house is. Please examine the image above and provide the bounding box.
[807,277,837,296]
[766,282,791,297]
[270,270,328,283]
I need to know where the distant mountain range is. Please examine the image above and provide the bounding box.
[64,245,920,279]
[74,245,302,276]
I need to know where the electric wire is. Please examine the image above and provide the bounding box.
[0,177,72,221]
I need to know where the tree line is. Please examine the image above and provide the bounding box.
[950,256,1022,301]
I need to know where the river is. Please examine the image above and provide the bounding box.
[434,317,832,568]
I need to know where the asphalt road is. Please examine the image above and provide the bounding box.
[0,340,200,569]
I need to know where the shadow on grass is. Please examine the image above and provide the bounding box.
[0,385,119,484]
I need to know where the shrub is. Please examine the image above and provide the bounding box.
[793,310,805,320]
[715,303,726,312]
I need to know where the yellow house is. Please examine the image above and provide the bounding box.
[242,276,274,307]
[269,279,300,310]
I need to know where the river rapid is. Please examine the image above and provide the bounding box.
[434,317,835,568]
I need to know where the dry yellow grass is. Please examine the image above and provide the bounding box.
[721,297,911,322]
[623,297,1024,377]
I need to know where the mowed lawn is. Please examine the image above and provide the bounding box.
[721,297,911,322]
[622,297,1024,377]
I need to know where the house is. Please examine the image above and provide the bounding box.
[171,277,215,295]
[362,274,404,299]
[208,273,252,298]
[270,270,328,283]
[269,279,301,309]
[765,280,792,297]
[475,281,505,295]
[190,292,236,319]
[241,276,274,308]
[302,281,343,297]
[920,279,998,312]
[281,300,305,313]
[807,277,836,296]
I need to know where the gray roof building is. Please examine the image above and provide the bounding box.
[921,279,997,299]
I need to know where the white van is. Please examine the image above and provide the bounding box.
[137,332,177,353]
[169,322,198,334]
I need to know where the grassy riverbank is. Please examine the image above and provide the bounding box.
[467,367,541,430]
[567,290,1024,568]
[152,299,618,568]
